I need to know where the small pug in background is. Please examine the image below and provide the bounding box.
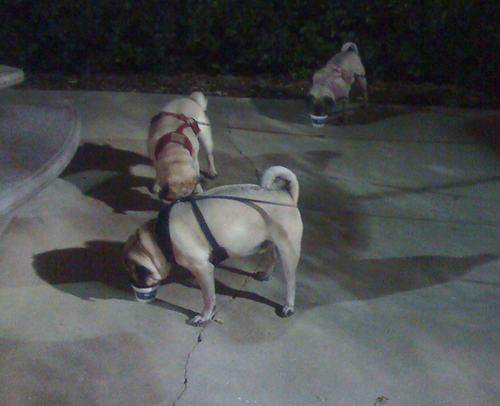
[148,92,217,203]
[308,42,368,124]
[123,166,303,327]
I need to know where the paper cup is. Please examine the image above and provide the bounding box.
[309,114,328,128]
[132,284,159,303]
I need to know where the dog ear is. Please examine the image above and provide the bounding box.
[149,113,163,128]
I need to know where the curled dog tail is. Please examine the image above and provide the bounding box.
[261,166,299,205]
[189,91,208,111]
[341,42,359,54]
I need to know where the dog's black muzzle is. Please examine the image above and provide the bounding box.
[307,95,335,117]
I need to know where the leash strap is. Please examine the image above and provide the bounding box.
[189,199,229,266]
[189,194,297,208]
[156,202,177,265]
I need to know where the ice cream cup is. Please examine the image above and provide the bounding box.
[309,114,328,128]
[131,283,159,303]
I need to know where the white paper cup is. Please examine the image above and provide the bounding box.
[309,114,328,128]
[132,284,159,303]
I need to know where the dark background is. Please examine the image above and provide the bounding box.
[2,0,499,104]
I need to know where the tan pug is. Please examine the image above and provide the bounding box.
[308,42,368,124]
[123,166,303,327]
[148,91,217,203]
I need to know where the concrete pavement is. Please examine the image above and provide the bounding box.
[1,89,500,406]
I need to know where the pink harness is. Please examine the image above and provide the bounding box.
[313,65,354,99]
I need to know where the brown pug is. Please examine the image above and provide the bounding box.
[308,42,368,125]
[148,92,217,203]
[123,166,303,327]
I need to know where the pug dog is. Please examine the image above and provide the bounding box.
[123,166,303,327]
[308,42,368,123]
[148,91,218,203]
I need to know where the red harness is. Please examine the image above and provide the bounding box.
[154,112,201,160]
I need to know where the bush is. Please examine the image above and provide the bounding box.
[1,0,498,90]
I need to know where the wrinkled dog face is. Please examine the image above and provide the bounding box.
[123,220,170,288]
[158,175,200,203]
[123,259,155,289]
[307,94,335,117]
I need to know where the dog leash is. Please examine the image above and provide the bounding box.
[185,194,298,208]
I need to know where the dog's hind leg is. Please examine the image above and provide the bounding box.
[340,97,349,123]
[254,243,277,282]
[357,75,368,108]
[275,241,299,318]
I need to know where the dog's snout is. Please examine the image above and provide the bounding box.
[132,265,155,288]
[309,97,335,117]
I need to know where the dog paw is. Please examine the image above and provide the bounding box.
[187,315,211,327]
[254,271,271,282]
[206,170,218,180]
[279,305,295,318]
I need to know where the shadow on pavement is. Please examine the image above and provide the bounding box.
[464,114,500,155]
[297,250,499,309]
[31,240,499,333]
[61,142,163,214]
[32,240,281,320]
[254,149,371,253]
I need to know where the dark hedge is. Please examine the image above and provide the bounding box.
[1,0,499,90]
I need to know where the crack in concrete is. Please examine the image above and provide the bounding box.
[172,330,203,406]
[172,270,259,406]
[225,127,262,182]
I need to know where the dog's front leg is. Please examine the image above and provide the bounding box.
[358,76,368,108]
[341,97,349,123]
[197,126,218,179]
[186,262,217,327]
